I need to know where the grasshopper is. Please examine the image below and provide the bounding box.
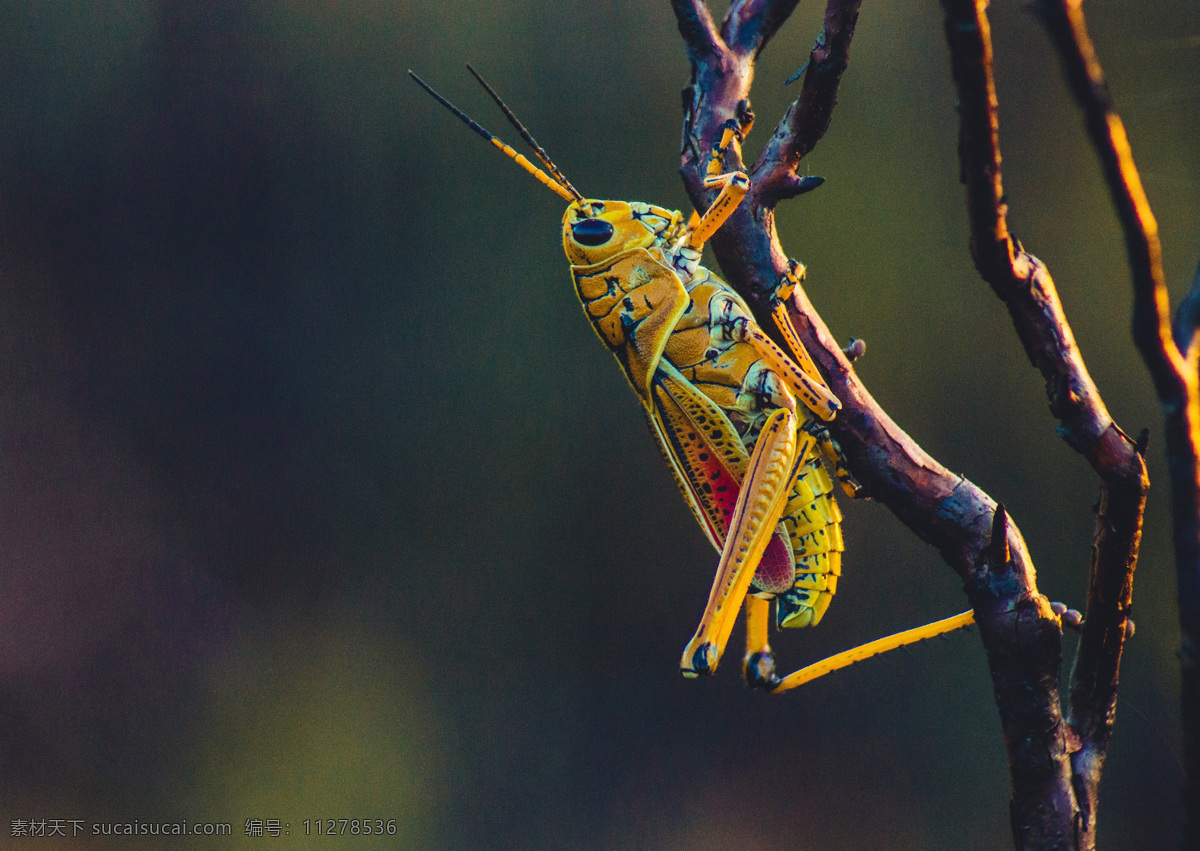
[411,67,974,692]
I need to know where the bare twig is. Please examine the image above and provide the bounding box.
[671,0,722,62]
[1035,0,1184,405]
[1174,260,1200,362]
[1036,0,1200,843]
[942,0,1148,843]
[756,0,863,205]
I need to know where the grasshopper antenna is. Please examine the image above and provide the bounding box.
[465,64,584,203]
[408,70,578,203]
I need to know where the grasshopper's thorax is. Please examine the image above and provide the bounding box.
[562,200,684,267]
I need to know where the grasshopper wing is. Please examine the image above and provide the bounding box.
[648,362,796,595]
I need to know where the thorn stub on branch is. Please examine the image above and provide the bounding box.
[987,503,1011,574]
[785,61,809,85]
[843,338,866,361]
[765,174,825,206]
[792,175,825,194]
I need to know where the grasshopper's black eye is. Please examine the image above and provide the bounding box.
[572,218,614,246]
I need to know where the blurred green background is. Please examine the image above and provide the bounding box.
[0,1,1195,848]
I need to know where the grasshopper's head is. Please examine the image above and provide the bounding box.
[562,200,684,266]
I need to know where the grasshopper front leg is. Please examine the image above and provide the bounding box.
[684,120,751,252]
[680,399,816,676]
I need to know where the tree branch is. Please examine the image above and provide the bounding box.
[671,0,723,63]
[755,0,863,206]
[722,0,801,57]
[674,2,1082,846]
[1034,0,1184,406]
[942,0,1148,842]
[1035,0,1200,843]
[1173,260,1200,359]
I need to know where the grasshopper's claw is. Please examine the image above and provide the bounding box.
[743,650,779,690]
[681,639,720,678]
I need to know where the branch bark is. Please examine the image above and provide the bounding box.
[1034,1,1200,844]
[670,0,1151,847]
[942,0,1148,843]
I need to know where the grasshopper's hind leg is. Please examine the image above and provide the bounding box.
[680,406,815,677]
[769,610,976,693]
[743,594,780,689]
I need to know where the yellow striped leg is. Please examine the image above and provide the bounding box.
[685,172,750,250]
[806,421,861,499]
[706,121,742,179]
[770,610,976,693]
[744,326,840,422]
[742,595,779,688]
[770,300,827,387]
[680,407,813,677]
[767,263,840,410]
[685,119,751,251]
[767,277,861,496]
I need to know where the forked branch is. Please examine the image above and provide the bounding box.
[671,0,1151,847]
[1035,0,1200,843]
[943,0,1147,839]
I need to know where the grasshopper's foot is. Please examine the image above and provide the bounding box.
[680,638,720,678]
[743,650,779,690]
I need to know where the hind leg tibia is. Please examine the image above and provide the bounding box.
[742,595,779,689]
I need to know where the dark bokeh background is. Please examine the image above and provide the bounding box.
[0,1,1195,848]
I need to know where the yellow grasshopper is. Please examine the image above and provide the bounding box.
[410,67,974,692]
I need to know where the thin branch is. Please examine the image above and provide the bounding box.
[943,0,1148,842]
[671,0,723,63]
[1173,259,1200,358]
[722,0,801,57]
[674,1,744,186]
[1034,0,1184,406]
[1035,1,1200,844]
[674,0,811,212]
[755,0,863,206]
